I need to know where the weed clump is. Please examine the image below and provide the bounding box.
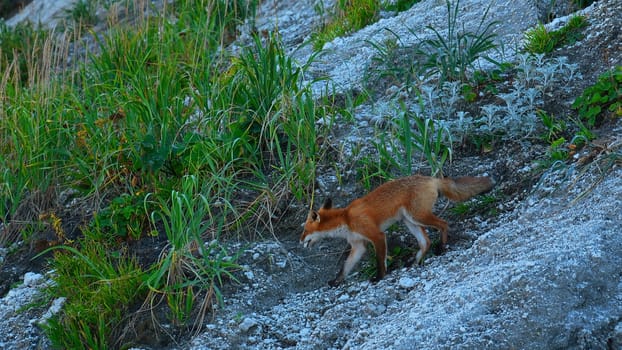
[572,66,622,128]
[523,15,587,54]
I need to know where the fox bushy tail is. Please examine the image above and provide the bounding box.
[439,176,494,201]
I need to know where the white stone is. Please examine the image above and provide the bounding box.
[23,273,44,287]
[398,277,416,289]
[239,317,259,332]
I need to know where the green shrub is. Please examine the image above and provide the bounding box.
[572,66,622,127]
[92,192,153,241]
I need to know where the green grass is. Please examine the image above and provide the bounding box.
[0,20,51,84]
[0,0,335,346]
[145,175,240,328]
[382,0,421,12]
[63,0,99,30]
[523,15,587,54]
[42,237,147,349]
[312,0,381,50]
[416,0,499,83]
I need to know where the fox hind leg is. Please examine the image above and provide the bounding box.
[412,213,449,249]
[403,218,430,264]
[370,233,387,283]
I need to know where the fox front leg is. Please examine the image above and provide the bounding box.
[328,240,366,287]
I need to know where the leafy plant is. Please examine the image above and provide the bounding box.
[364,32,423,97]
[537,111,596,169]
[538,109,566,142]
[460,63,512,102]
[358,103,452,186]
[356,135,402,188]
[92,192,153,241]
[548,137,569,162]
[415,0,499,83]
[229,33,303,144]
[568,115,595,148]
[571,66,622,128]
[523,24,554,54]
[409,113,452,177]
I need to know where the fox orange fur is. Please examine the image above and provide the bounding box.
[300,175,494,286]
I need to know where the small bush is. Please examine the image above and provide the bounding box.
[572,66,622,127]
[92,192,153,241]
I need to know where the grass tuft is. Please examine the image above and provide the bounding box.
[312,0,380,50]
[42,237,147,349]
[523,15,587,54]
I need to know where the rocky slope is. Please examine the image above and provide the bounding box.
[185,162,622,349]
[187,0,622,348]
[1,0,621,349]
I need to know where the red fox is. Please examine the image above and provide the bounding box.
[300,175,494,286]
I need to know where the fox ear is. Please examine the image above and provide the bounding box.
[308,210,320,223]
[322,198,332,209]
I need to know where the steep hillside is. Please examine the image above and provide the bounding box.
[0,0,620,349]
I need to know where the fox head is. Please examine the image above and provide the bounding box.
[300,198,332,248]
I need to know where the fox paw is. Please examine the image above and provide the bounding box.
[370,273,386,284]
[433,244,447,256]
[328,278,342,287]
